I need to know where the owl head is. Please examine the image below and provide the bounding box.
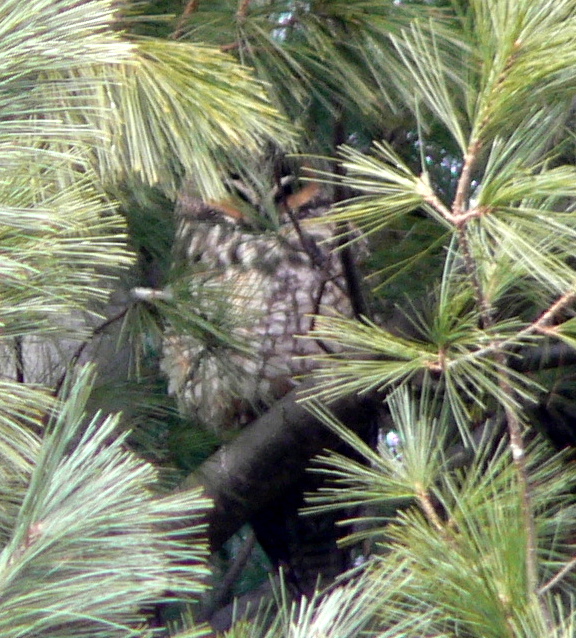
[176,160,325,231]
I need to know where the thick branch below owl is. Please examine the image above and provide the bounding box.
[176,382,377,552]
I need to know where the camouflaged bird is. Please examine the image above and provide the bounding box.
[161,168,362,433]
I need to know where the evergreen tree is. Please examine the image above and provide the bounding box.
[6,0,576,636]
[0,0,289,634]
[161,1,576,636]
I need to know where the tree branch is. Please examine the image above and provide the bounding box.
[177,383,377,552]
[172,0,199,40]
[236,0,251,21]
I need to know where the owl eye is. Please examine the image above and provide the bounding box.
[227,175,260,207]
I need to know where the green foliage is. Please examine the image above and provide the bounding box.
[284,1,576,636]
[301,389,576,637]
[89,37,292,197]
[0,366,210,637]
[0,0,294,634]
[204,389,576,637]
[305,0,576,431]
[131,1,576,635]
[174,0,423,148]
[6,0,576,635]
[0,0,292,396]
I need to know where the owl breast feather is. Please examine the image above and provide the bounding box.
[162,204,358,432]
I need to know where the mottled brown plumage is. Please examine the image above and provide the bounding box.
[161,177,359,432]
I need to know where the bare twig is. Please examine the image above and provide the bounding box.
[332,115,369,320]
[453,140,482,218]
[199,531,257,623]
[53,307,130,396]
[446,289,576,369]
[416,485,445,533]
[220,41,241,52]
[172,0,199,40]
[538,555,576,596]
[236,0,251,21]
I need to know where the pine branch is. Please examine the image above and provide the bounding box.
[172,0,200,40]
[448,136,553,622]
[176,383,377,552]
[236,0,251,21]
[538,555,576,597]
[451,291,576,369]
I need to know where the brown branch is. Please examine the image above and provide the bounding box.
[172,0,200,40]
[419,178,490,227]
[538,555,576,596]
[219,40,241,52]
[450,140,492,328]
[453,140,481,218]
[532,290,576,330]
[449,290,576,369]
[418,177,454,222]
[457,225,493,328]
[416,485,445,533]
[176,383,377,552]
[236,0,251,21]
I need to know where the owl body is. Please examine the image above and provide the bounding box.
[162,185,358,432]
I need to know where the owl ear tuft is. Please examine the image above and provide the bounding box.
[284,181,322,211]
[204,198,247,221]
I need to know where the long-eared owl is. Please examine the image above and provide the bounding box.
[161,167,361,433]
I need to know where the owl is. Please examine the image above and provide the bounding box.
[161,168,361,433]
[160,167,370,598]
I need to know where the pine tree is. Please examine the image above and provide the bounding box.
[7,0,576,636]
[0,0,289,634]
[158,1,576,636]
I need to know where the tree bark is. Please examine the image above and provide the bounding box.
[177,382,377,552]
